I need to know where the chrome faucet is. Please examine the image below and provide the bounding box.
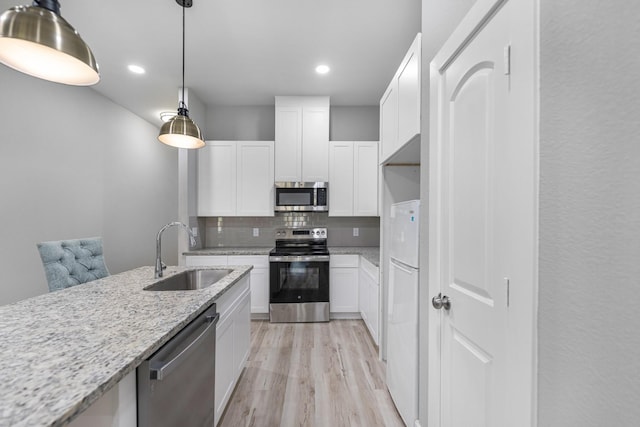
[155,222,197,278]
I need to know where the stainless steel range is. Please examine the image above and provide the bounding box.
[269,228,330,322]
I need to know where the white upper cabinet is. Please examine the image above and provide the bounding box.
[380,33,421,164]
[329,141,379,217]
[380,82,399,162]
[397,38,421,145]
[198,141,274,217]
[198,141,237,217]
[237,142,275,216]
[274,106,302,182]
[353,141,379,216]
[275,96,330,182]
[328,142,354,216]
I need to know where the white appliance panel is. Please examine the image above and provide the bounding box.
[389,199,420,268]
[386,258,419,426]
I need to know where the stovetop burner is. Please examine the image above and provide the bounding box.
[270,228,329,257]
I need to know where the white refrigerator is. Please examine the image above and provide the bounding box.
[386,199,420,426]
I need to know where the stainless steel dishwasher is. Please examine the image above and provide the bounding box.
[137,304,219,427]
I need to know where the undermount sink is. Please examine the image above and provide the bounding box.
[145,269,234,291]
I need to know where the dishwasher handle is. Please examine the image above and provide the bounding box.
[150,312,219,381]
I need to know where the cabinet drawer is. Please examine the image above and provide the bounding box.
[330,254,359,268]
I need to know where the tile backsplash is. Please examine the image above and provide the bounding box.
[199,213,379,247]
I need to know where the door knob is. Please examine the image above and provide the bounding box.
[432,293,451,310]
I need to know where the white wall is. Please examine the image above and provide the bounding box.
[0,66,179,306]
[538,1,640,425]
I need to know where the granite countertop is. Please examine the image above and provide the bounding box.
[329,247,380,267]
[184,247,273,256]
[185,246,380,267]
[0,265,252,427]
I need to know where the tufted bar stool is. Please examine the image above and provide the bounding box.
[37,237,110,292]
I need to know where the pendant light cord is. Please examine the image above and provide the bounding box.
[181,4,185,109]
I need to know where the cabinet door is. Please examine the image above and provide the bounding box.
[228,255,270,314]
[397,34,421,147]
[302,106,330,182]
[380,82,399,162]
[233,291,251,376]
[197,141,237,216]
[358,267,369,321]
[353,141,379,216]
[330,267,359,313]
[215,315,233,426]
[368,278,379,345]
[275,106,302,181]
[237,141,275,216]
[328,142,354,216]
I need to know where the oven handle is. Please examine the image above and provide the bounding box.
[269,255,330,262]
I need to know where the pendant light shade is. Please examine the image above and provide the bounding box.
[0,1,99,85]
[158,0,204,149]
[158,104,205,149]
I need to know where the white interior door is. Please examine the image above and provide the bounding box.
[428,0,537,426]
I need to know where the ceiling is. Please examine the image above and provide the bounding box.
[1,0,421,125]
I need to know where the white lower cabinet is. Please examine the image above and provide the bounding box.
[214,275,250,426]
[185,255,269,315]
[186,255,228,267]
[228,255,269,315]
[359,257,380,345]
[330,255,359,314]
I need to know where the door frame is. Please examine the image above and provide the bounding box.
[427,0,539,426]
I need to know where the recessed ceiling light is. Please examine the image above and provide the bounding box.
[128,64,146,74]
[315,64,330,75]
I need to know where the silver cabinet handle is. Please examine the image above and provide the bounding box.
[432,293,451,310]
[150,312,219,381]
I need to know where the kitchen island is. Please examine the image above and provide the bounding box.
[0,265,252,427]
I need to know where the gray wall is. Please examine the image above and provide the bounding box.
[538,1,640,425]
[204,105,379,141]
[205,106,275,141]
[0,66,179,306]
[330,106,379,141]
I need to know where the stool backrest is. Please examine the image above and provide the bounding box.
[37,237,109,292]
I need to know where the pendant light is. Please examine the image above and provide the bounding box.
[0,0,99,85]
[158,0,204,149]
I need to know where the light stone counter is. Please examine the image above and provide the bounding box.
[329,247,380,267]
[0,265,252,427]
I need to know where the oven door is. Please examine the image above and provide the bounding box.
[269,257,329,303]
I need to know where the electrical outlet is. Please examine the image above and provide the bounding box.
[253,228,259,237]
[353,227,359,237]
[191,227,198,237]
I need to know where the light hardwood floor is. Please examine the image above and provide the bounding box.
[219,320,404,427]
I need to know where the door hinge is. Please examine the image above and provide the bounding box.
[504,44,511,75]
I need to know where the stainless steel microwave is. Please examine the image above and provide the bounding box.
[274,182,328,212]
